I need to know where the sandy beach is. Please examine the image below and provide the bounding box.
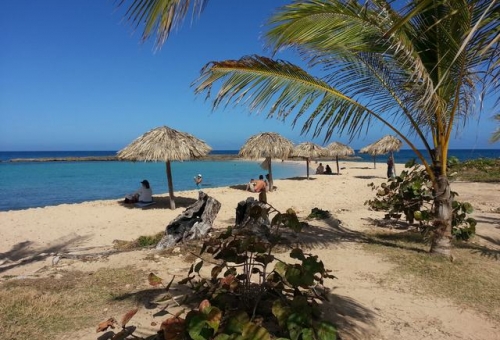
[1,160,499,340]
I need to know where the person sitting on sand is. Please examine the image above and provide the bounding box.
[246,179,257,192]
[259,174,270,191]
[194,174,203,188]
[316,163,325,174]
[253,178,267,193]
[324,165,333,174]
[124,180,153,203]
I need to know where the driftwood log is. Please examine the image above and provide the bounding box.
[234,197,271,239]
[156,191,221,250]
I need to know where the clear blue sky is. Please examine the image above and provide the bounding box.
[0,1,497,151]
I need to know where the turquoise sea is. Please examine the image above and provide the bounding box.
[0,149,498,211]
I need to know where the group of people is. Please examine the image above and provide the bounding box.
[315,163,333,175]
[246,174,269,193]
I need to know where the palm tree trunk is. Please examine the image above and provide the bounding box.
[430,173,453,257]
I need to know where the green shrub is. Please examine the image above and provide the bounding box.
[365,160,476,241]
[97,205,337,340]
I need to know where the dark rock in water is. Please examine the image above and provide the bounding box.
[156,191,221,249]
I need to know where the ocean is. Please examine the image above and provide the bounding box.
[0,149,498,211]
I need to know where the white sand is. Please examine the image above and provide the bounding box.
[1,160,499,340]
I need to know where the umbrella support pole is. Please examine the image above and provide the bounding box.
[166,161,175,209]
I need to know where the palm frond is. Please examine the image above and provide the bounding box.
[194,55,371,142]
[117,0,207,48]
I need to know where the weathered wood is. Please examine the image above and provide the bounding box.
[234,197,271,238]
[156,191,221,249]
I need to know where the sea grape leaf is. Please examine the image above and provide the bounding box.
[301,328,314,340]
[186,312,211,340]
[285,265,303,287]
[272,300,291,328]
[290,248,305,261]
[161,317,186,340]
[211,265,223,279]
[199,299,211,312]
[315,321,337,340]
[224,311,249,334]
[148,272,163,287]
[194,260,204,273]
[206,307,223,332]
[165,275,176,291]
[96,317,116,332]
[121,308,138,327]
[240,321,271,340]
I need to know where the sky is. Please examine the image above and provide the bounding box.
[0,0,498,151]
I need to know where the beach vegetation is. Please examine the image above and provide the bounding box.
[363,231,500,321]
[97,205,337,339]
[366,160,477,241]
[0,267,145,340]
[120,0,499,258]
[448,158,500,182]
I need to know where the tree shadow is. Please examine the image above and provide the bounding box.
[323,293,378,340]
[455,238,500,260]
[118,196,198,210]
[0,234,92,273]
[283,217,366,249]
[286,176,317,180]
[472,214,500,226]
[353,175,385,180]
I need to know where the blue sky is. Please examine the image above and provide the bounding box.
[0,1,498,151]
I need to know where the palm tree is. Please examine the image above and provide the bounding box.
[121,1,499,257]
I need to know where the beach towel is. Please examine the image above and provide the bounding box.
[134,201,156,208]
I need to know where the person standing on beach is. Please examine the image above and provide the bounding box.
[194,174,203,188]
[387,156,395,178]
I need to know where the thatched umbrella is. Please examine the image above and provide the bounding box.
[117,126,212,209]
[292,142,327,179]
[359,135,402,171]
[239,132,294,192]
[326,142,355,174]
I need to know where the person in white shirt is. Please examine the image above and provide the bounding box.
[125,180,153,203]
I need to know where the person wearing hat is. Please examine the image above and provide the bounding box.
[194,174,203,188]
[124,179,153,203]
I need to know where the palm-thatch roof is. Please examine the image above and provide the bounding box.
[326,142,355,174]
[117,126,212,209]
[292,142,327,179]
[239,132,294,191]
[117,126,211,161]
[359,135,402,169]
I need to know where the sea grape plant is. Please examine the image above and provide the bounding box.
[366,160,476,241]
[96,204,338,339]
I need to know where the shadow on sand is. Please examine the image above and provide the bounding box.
[0,234,92,274]
[118,195,198,210]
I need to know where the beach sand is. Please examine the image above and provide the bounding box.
[1,160,499,340]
